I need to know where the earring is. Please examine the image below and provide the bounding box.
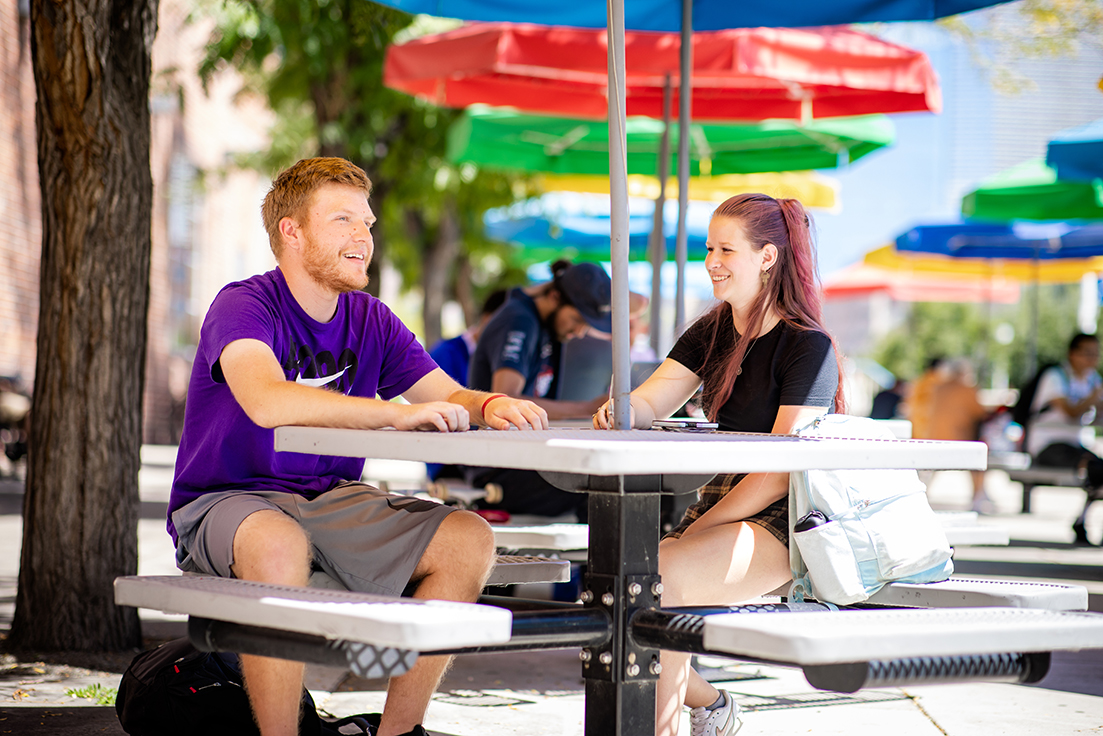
[761,269,770,287]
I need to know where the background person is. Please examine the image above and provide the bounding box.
[167,157,547,736]
[902,357,945,439]
[869,377,906,420]
[465,259,614,520]
[425,288,507,481]
[428,288,507,387]
[926,358,992,512]
[1027,333,1103,545]
[594,193,844,736]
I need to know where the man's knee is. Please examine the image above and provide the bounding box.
[231,509,311,586]
[425,510,496,578]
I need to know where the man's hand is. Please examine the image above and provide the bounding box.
[391,401,470,432]
[483,395,549,431]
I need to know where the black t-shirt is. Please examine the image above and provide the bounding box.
[668,314,837,432]
[468,288,557,397]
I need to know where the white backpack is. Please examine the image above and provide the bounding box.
[788,414,954,605]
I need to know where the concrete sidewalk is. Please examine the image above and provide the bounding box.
[1,455,1102,734]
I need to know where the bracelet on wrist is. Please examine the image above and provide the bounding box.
[481,393,508,417]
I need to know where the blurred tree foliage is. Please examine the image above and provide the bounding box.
[938,0,1103,93]
[190,0,535,343]
[871,283,1090,387]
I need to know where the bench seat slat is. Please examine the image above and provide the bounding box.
[702,607,1103,665]
[865,577,1087,611]
[114,575,512,650]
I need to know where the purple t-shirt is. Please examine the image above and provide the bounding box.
[167,268,437,542]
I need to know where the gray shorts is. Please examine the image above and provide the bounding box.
[172,482,456,597]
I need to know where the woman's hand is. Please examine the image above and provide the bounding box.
[592,397,637,429]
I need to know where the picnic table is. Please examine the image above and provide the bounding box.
[117,426,1103,736]
[273,427,1061,733]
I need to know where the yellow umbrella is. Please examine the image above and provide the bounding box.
[863,244,1103,284]
[537,171,839,210]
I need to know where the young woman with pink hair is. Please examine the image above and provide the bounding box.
[594,193,845,736]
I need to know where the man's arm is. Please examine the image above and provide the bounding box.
[491,368,605,421]
[220,338,470,432]
[403,368,548,430]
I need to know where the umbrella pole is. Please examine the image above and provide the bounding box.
[607,0,630,432]
[649,75,673,358]
[674,0,692,339]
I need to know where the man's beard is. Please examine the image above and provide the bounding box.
[302,232,370,293]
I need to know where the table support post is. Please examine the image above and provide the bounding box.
[581,488,662,736]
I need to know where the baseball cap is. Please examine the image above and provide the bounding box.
[557,262,613,333]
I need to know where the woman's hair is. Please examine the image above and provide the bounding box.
[696,193,846,418]
[261,157,373,259]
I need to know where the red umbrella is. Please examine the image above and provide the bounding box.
[822,263,1020,304]
[384,22,941,121]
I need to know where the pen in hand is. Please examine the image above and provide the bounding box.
[607,375,614,424]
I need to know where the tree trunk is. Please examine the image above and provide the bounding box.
[422,207,459,347]
[9,0,158,652]
[454,256,476,328]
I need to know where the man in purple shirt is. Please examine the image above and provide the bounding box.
[168,157,547,736]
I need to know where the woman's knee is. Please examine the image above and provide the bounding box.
[657,536,692,606]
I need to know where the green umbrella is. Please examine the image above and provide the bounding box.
[447,106,894,176]
[961,158,1103,222]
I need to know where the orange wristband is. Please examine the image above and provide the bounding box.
[481,393,508,417]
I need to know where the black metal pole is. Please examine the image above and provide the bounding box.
[582,488,662,736]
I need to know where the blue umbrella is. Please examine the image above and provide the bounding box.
[894,220,1103,373]
[896,221,1103,261]
[1046,118,1103,183]
[372,0,1012,31]
[484,197,711,262]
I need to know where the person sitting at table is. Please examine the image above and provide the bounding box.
[465,259,614,520]
[1026,332,1103,546]
[166,157,547,736]
[425,287,507,481]
[593,192,844,736]
[428,288,508,388]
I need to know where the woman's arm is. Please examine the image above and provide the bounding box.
[592,358,701,429]
[679,404,829,539]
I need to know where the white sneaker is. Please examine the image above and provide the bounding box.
[689,690,742,736]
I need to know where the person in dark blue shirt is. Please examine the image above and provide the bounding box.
[466,260,614,519]
[425,289,507,481]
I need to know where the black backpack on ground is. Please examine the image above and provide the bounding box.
[116,637,374,736]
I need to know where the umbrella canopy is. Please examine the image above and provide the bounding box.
[371,0,1012,32]
[897,221,1103,261]
[385,23,942,121]
[822,262,1020,303]
[1046,118,1103,183]
[961,159,1103,222]
[537,171,840,208]
[371,0,1012,433]
[484,196,711,263]
[448,107,894,175]
[864,244,1103,284]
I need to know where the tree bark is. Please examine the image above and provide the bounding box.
[421,207,459,348]
[9,0,159,652]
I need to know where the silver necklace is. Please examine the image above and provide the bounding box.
[735,336,758,376]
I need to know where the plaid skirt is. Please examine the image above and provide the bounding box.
[664,473,789,547]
